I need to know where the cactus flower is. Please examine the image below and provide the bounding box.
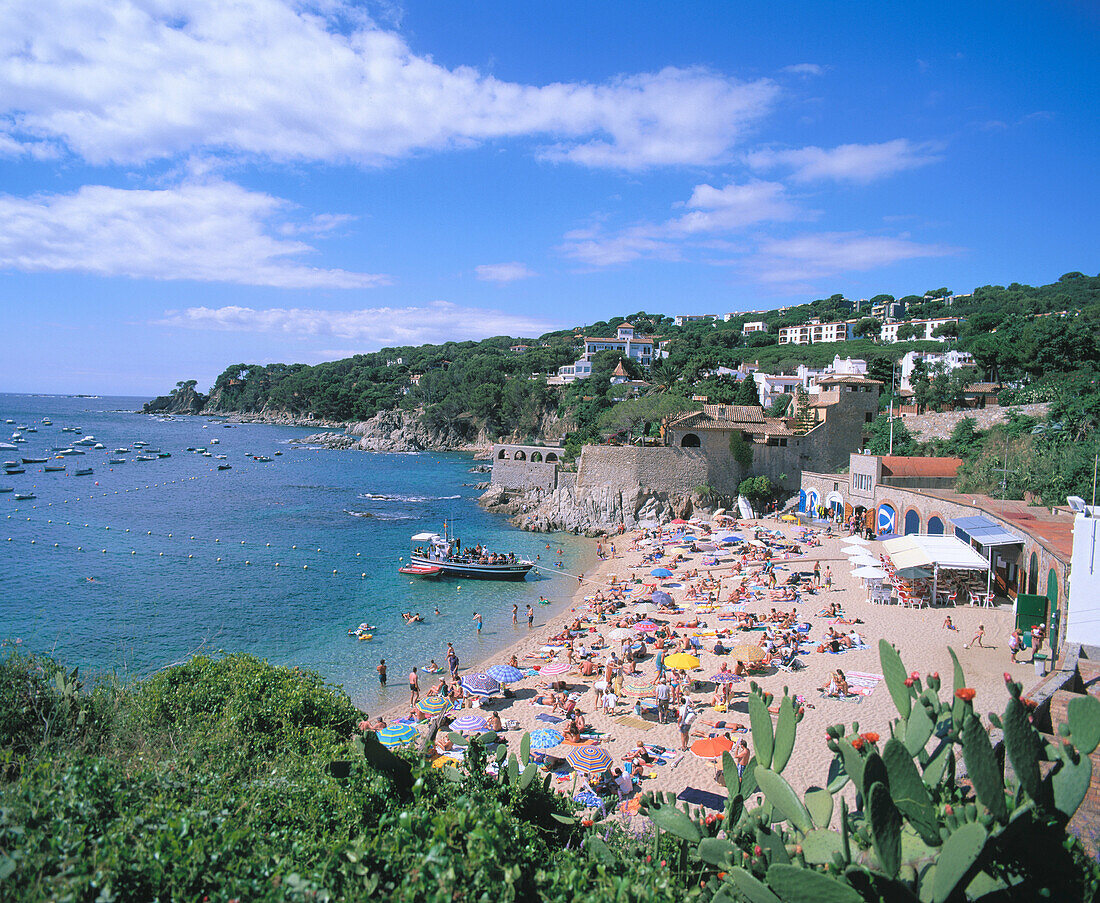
[910,671,920,680]
[861,731,880,743]
[904,677,914,687]
[753,845,762,856]
[717,871,727,879]
[955,688,976,702]
[851,737,864,750]
[581,819,594,827]
[1004,672,1012,682]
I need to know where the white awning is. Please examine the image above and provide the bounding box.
[951,515,1023,547]
[882,535,990,571]
[411,532,440,541]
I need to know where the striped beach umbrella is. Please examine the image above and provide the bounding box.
[486,664,524,683]
[566,744,613,774]
[730,644,766,663]
[663,653,700,670]
[539,662,570,675]
[529,728,564,749]
[377,723,418,749]
[417,695,454,717]
[622,678,656,698]
[450,714,488,733]
[461,672,501,697]
[634,621,659,632]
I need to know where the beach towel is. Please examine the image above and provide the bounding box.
[845,671,885,696]
[819,690,863,704]
[677,787,728,811]
[614,715,654,731]
[536,713,564,724]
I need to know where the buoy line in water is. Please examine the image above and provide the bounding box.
[527,560,642,592]
[4,471,237,508]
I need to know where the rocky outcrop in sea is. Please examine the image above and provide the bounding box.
[296,409,492,454]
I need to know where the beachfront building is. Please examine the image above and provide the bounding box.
[880,316,965,343]
[777,319,856,346]
[801,452,1074,652]
[1066,504,1100,647]
[898,349,978,392]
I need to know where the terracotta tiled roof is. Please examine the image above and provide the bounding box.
[668,405,766,431]
[965,383,1004,393]
[763,418,796,437]
[612,361,628,376]
[701,404,765,423]
[880,456,962,478]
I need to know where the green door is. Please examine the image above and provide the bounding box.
[1047,569,1058,606]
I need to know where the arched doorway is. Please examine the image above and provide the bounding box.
[1028,553,1038,595]
[807,489,819,515]
[1047,569,1058,607]
[497,448,507,459]
[927,516,944,535]
[904,509,921,535]
[545,453,558,463]
[877,503,896,535]
[826,491,843,517]
[680,433,701,448]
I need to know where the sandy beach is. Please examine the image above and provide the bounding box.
[374,517,1037,803]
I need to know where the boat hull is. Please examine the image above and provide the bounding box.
[409,554,532,581]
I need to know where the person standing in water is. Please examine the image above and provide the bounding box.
[408,667,420,705]
[473,612,483,633]
[511,604,518,625]
[526,604,534,627]
[376,659,387,686]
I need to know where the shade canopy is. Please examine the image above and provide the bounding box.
[951,515,1023,547]
[852,565,887,579]
[461,672,501,696]
[450,714,488,733]
[663,653,700,670]
[608,627,636,641]
[529,728,564,749]
[691,736,734,759]
[650,591,674,607]
[882,535,990,571]
[845,535,871,545]
[486,664,524,683]
[378,724,418,748]
[842,545,870,556]
[411,532,439,541]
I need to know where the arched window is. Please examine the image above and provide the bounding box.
[531,451,543,462]
[1028,553,1038,595]
[514,450,526,461]
[680,433,701,448]
[927,516,944,535]
[497,448,507,459]
[904,509,921,535]
[545,453,558,463]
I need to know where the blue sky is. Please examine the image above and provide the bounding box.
[0,0,1097,395]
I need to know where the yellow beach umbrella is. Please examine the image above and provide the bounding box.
[781,514,798,522]
[729,644,766,663]
[663,652,700,670]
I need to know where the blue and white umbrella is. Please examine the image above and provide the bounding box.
[461,672,501,697]
[529,728,564,749]
[486,664,524,683]
[650,567,673,578]
[377,723,418,749]
[450,714,488,733]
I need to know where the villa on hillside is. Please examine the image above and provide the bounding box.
[549,322,655,384]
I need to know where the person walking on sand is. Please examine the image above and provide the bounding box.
[1009,628,1022,663]
[813,561,821,587]
[526,604,534,627]
[678,699,696,750]
[733,738,751,778]
[511,604,518,625]
[408,667,420,705]
[376,659,387,686]
[824,566,833,591]
[965,624,985,649]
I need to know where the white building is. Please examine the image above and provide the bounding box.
[880,316,964,343]
[583,323,655,366]
[741,321,769,335]
[548,359,594,385]
[753,356,867,407]
[898,349,977,392]
[777,319,856,345]
[1067,505,1100,647]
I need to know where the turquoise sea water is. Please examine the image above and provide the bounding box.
[0,394,593,713]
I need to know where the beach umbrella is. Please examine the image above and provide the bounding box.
[607,627,635,641]
[450,714,488,733]
[486,664,524,683]
[539,661,570,675]
[711,671,740,684]
[850,554,878,568]
[650,567,673,578]
[671,518,688,525]
[461,672,501,697]
[781,514,798,522]
[730,644,766,663]
[638,520,659,530]
[720,534,744,543]
[852,565,887,579]
[896,566,932,579]
[842,545,869,556]
[633,602,655,615]
[845,535,870,545]
[377,723,418,749]
[417,695,455,717]
[633,620,660,632]
[622,678,656,698]
[566,745,613,775]
[691,736,734,759]
[529,728,564,749]
[651,590,674,607]
[664,653,700,670]
[713,508,727,516]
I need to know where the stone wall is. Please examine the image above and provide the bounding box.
[575,446,708,496]
[491,459,558,491]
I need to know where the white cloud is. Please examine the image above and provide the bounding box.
[0,179,386,288]
[475,262,536,283]
[748,139,940,183]
[781,63,825,76]
[156,301,559,346]
[0,0,778,170]
[748,232,955,283]
[561,180,802,266]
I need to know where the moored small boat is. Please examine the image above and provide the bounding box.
[398,564,444,578]
[14,492,34,500]
[44,464,65,472]
[21,457,47,464]
[74,467,93,476]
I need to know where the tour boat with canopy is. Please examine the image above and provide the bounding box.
[407,527,533,581]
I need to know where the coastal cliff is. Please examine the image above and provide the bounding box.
[298,409,493,453]
[143,381,208,415]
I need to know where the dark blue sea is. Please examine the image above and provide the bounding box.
[0,394,592,713]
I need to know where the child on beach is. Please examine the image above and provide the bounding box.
[964,624,985,649]
[942,615,955,630]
